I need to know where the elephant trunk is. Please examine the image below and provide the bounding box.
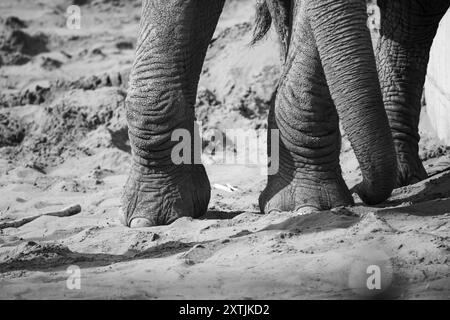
[307,0,397,204]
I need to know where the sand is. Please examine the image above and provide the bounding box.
[0,0,449,299]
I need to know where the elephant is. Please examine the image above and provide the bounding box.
[121,0,445,228]
[253,0,450,193]
[374,0,450,187]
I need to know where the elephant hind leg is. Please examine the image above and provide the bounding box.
[376,0,450,187]
[259,3,353,214]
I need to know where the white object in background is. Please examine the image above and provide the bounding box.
[425,10,450,146]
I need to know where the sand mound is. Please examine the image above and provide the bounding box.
[0,87,128,170]
[0,29,49,65]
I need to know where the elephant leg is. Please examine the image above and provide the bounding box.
[376,0,450,187]
[259,1,354,213]
[261,0,397,211]
[122,0,225,227]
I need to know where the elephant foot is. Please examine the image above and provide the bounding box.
[392,139,428,187]
[259,173,354,214]
[121,165,211,227]
[395,153,428,187]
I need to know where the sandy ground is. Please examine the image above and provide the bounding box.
[0,0,449,299]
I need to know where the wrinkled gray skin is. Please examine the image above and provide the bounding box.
[122,0,399,228]
[375,0,450,187]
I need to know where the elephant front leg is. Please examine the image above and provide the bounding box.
[259,6,353,214]
[122,0,225,227]
[376,0,450,187]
